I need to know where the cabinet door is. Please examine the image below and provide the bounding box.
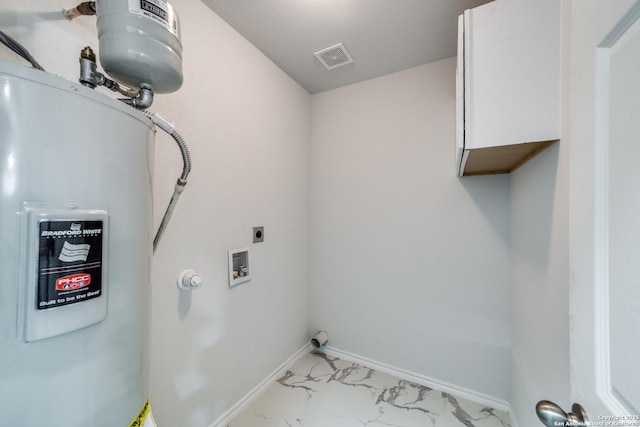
[467,0,559,149]
[457,0,560,176]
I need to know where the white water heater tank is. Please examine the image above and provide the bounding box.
[96,0,183,93]
[0,60,154,426]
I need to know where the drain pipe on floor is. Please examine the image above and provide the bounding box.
[143,110,192,253]
[311,330,329,354]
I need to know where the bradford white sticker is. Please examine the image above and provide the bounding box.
[37,220,103,310]
[128,0,180,38]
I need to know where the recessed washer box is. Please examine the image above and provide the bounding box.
[228,247,250,287]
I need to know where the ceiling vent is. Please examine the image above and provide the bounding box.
[314,43,354,70]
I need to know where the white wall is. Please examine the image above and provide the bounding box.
[1,1,311,426]
[508,1,571,425]
[149,2,310,426]
[310,58,511,400]
[509,142,570,426]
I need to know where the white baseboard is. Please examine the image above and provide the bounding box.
[324,346,511,413]
[208,343,312,427]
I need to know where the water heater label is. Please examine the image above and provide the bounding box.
[36,220,104,310]
[129,0,180,39]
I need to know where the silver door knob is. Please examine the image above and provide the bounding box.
[536,400,589,427]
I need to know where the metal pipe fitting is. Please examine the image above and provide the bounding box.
[78,47,142,99]
[79,47,98,88]
[64,2,96,20]
[121,84,154,110]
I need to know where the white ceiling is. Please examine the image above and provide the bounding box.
[201,0,492,94]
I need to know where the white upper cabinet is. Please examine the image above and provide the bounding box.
[456,0,560,176]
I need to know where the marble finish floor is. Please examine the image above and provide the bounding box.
[228,351,511,427]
